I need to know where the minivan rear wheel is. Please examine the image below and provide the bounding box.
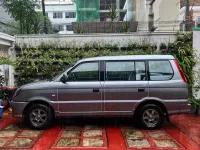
[138,104,164,130]
[26,104,53,130]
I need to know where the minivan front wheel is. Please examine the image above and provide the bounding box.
[138,104,164,129]
[26,104,53,130]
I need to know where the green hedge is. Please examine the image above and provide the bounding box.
[15,48,161,85]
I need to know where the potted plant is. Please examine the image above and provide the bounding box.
[0,75,8,109]
[0,56,15,109]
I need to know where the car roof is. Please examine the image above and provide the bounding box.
[78,55,175,63]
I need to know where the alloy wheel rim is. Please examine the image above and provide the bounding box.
[30,109,47,127]
[142,109,160,127]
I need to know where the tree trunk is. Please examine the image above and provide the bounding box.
[42,0,48,34]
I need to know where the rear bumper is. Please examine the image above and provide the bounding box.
[10,101,28,118]
[168,102,191,115]
[180,103,191,113]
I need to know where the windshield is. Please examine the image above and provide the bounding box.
[51,70,65,81]
[52,65,74,81]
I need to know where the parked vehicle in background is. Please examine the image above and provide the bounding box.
[11,55,190,130]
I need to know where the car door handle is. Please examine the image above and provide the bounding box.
[138,88,145,92]
[93,89,99,92]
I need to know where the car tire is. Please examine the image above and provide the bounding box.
[26,104,54,130]
[138,104,164,130]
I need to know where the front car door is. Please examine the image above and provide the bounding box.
[103,60,149,116]
[58,61,103,116]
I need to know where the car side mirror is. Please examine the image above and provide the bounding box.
[60,74,68,83]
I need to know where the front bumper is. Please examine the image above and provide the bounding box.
[10,101,29,118]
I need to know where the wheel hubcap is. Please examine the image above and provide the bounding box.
[143,109,160,127]
[30,109,47,127]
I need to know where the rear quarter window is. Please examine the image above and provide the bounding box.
[148,61,173,81]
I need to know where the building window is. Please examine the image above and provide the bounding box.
[66,24,72,31]
[120,0,126,9]
[196,16,200,27]
[45,12,48,17]
[54,25,64,31]
[100,0,116,10]
[65,12,76,18]
[59,25,64,31]
[53,12,63,18]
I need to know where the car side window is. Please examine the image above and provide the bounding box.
[105,61,146,81]
[148,61,173,81]
[67,62,99,82]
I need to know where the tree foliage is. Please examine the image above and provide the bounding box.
[0,0,53,34]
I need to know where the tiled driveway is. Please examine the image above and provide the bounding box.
[0,110,199,150]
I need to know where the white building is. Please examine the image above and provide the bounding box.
[0,32,15,86]
[36,0,76,34]
[136,0,180,32]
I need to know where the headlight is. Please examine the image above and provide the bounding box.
[13,88,21,98]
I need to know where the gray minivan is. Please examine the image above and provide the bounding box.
[11,55,190,130]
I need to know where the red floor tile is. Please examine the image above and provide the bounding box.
[0,110,199,150]
[171,114,200,146]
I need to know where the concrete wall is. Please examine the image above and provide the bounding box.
[193,30,200,74]
[145,0,181,32]
[136,0,146,21]
[0,32,15,46]
[153,0,180,32]
[193,30,200,99]
[15,32,178,48]
[136,0,180,32]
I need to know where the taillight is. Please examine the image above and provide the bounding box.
[174,60,187,83]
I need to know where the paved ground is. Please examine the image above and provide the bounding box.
[0,110,199,150]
